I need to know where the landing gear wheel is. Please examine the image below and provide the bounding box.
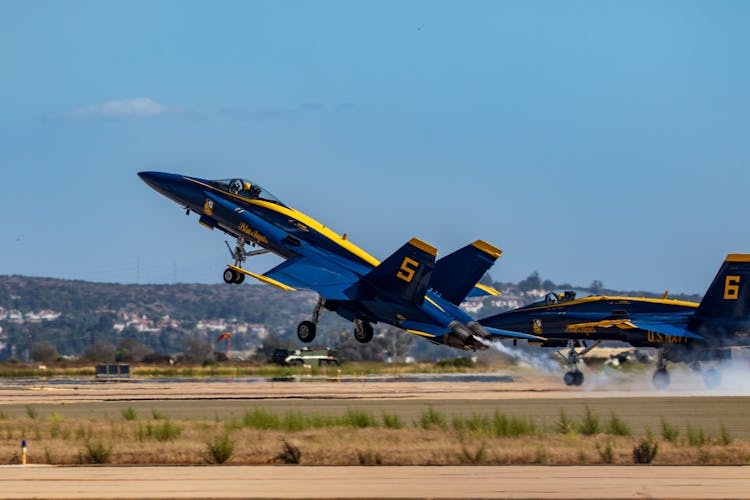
[223,268,238,284]
[234,272,245,284]
[652,367,670,390]
[297,321,316,343]
[702,368,722,389]
[354,322,374,343]
[563,370,584,386]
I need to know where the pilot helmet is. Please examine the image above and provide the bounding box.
[244,181,252,191]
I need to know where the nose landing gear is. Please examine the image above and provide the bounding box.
[557,340,601,387]
[223,267,245,284]
[222,237,269,285]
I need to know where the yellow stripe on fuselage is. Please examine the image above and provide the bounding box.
[185,177,380,267]
[515,295,699,314]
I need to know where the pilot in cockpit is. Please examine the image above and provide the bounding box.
[544,290,577,305]
[229,179,243,194]
[228,179,261,198]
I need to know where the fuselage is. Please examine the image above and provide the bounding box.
[481,294,699,347]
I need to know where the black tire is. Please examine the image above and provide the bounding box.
[354,322,374,343]
[294,359,304,366]
[702,368,722,389]
[563,371,577,386]
[652,368,670,390]
[223,268,236,284]
[574,371,584,386]
[297,321,316,343]
[235,272,245,284]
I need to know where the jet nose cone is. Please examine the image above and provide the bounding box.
[138,171,167,188]
[137,171,187,203]
[137,170,180,192]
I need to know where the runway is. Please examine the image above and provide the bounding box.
[2,465,749,499]
[2,374,749,497]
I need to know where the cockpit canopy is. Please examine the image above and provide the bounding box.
[525,290,578,308]
[210,178,286,206]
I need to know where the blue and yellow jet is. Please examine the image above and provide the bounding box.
[479,255,750,388]
[138,172,544,349]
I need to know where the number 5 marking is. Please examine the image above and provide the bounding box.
[724,275,740,300]
[396,257,419,283]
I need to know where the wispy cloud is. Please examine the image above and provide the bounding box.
[219,102,355,122]
[63,97,196,120]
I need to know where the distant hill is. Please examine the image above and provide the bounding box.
[0,273,703,362]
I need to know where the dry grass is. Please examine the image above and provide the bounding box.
[0,407,748,466]
[0,361,493,380]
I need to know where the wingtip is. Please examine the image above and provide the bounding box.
[726,254,750,263]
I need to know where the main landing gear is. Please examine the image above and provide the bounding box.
[557,340,601,387]
[651,349,724,390]
[652,348,670,390]
[222,237,269,285]
[296,296,374,345]
[297,295,325,343]
[353,319,374,344]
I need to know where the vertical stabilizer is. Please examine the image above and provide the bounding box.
[429,240,502,305]
[695,254,750,320]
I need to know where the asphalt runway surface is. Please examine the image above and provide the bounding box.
[2,465,749,499]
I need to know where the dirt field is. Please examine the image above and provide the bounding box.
[1,465,749,499]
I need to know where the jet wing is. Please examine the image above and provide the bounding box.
[628,320,704,340]
[261,255,361,300]
[561,318,704,340]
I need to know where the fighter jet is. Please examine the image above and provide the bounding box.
[138,172,543,350]
[479,255,750,388]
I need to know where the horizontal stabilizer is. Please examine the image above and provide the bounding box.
[430,240,503,305]
[629,320,704,340]
[484,326,547,342]
[358,238,437,305]
[467,282,502,298]
[400,321,447,338]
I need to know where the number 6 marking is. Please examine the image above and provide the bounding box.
[396,257,419,283]
[724,275,740,300]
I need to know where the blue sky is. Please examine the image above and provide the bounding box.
[1,0,749,294]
